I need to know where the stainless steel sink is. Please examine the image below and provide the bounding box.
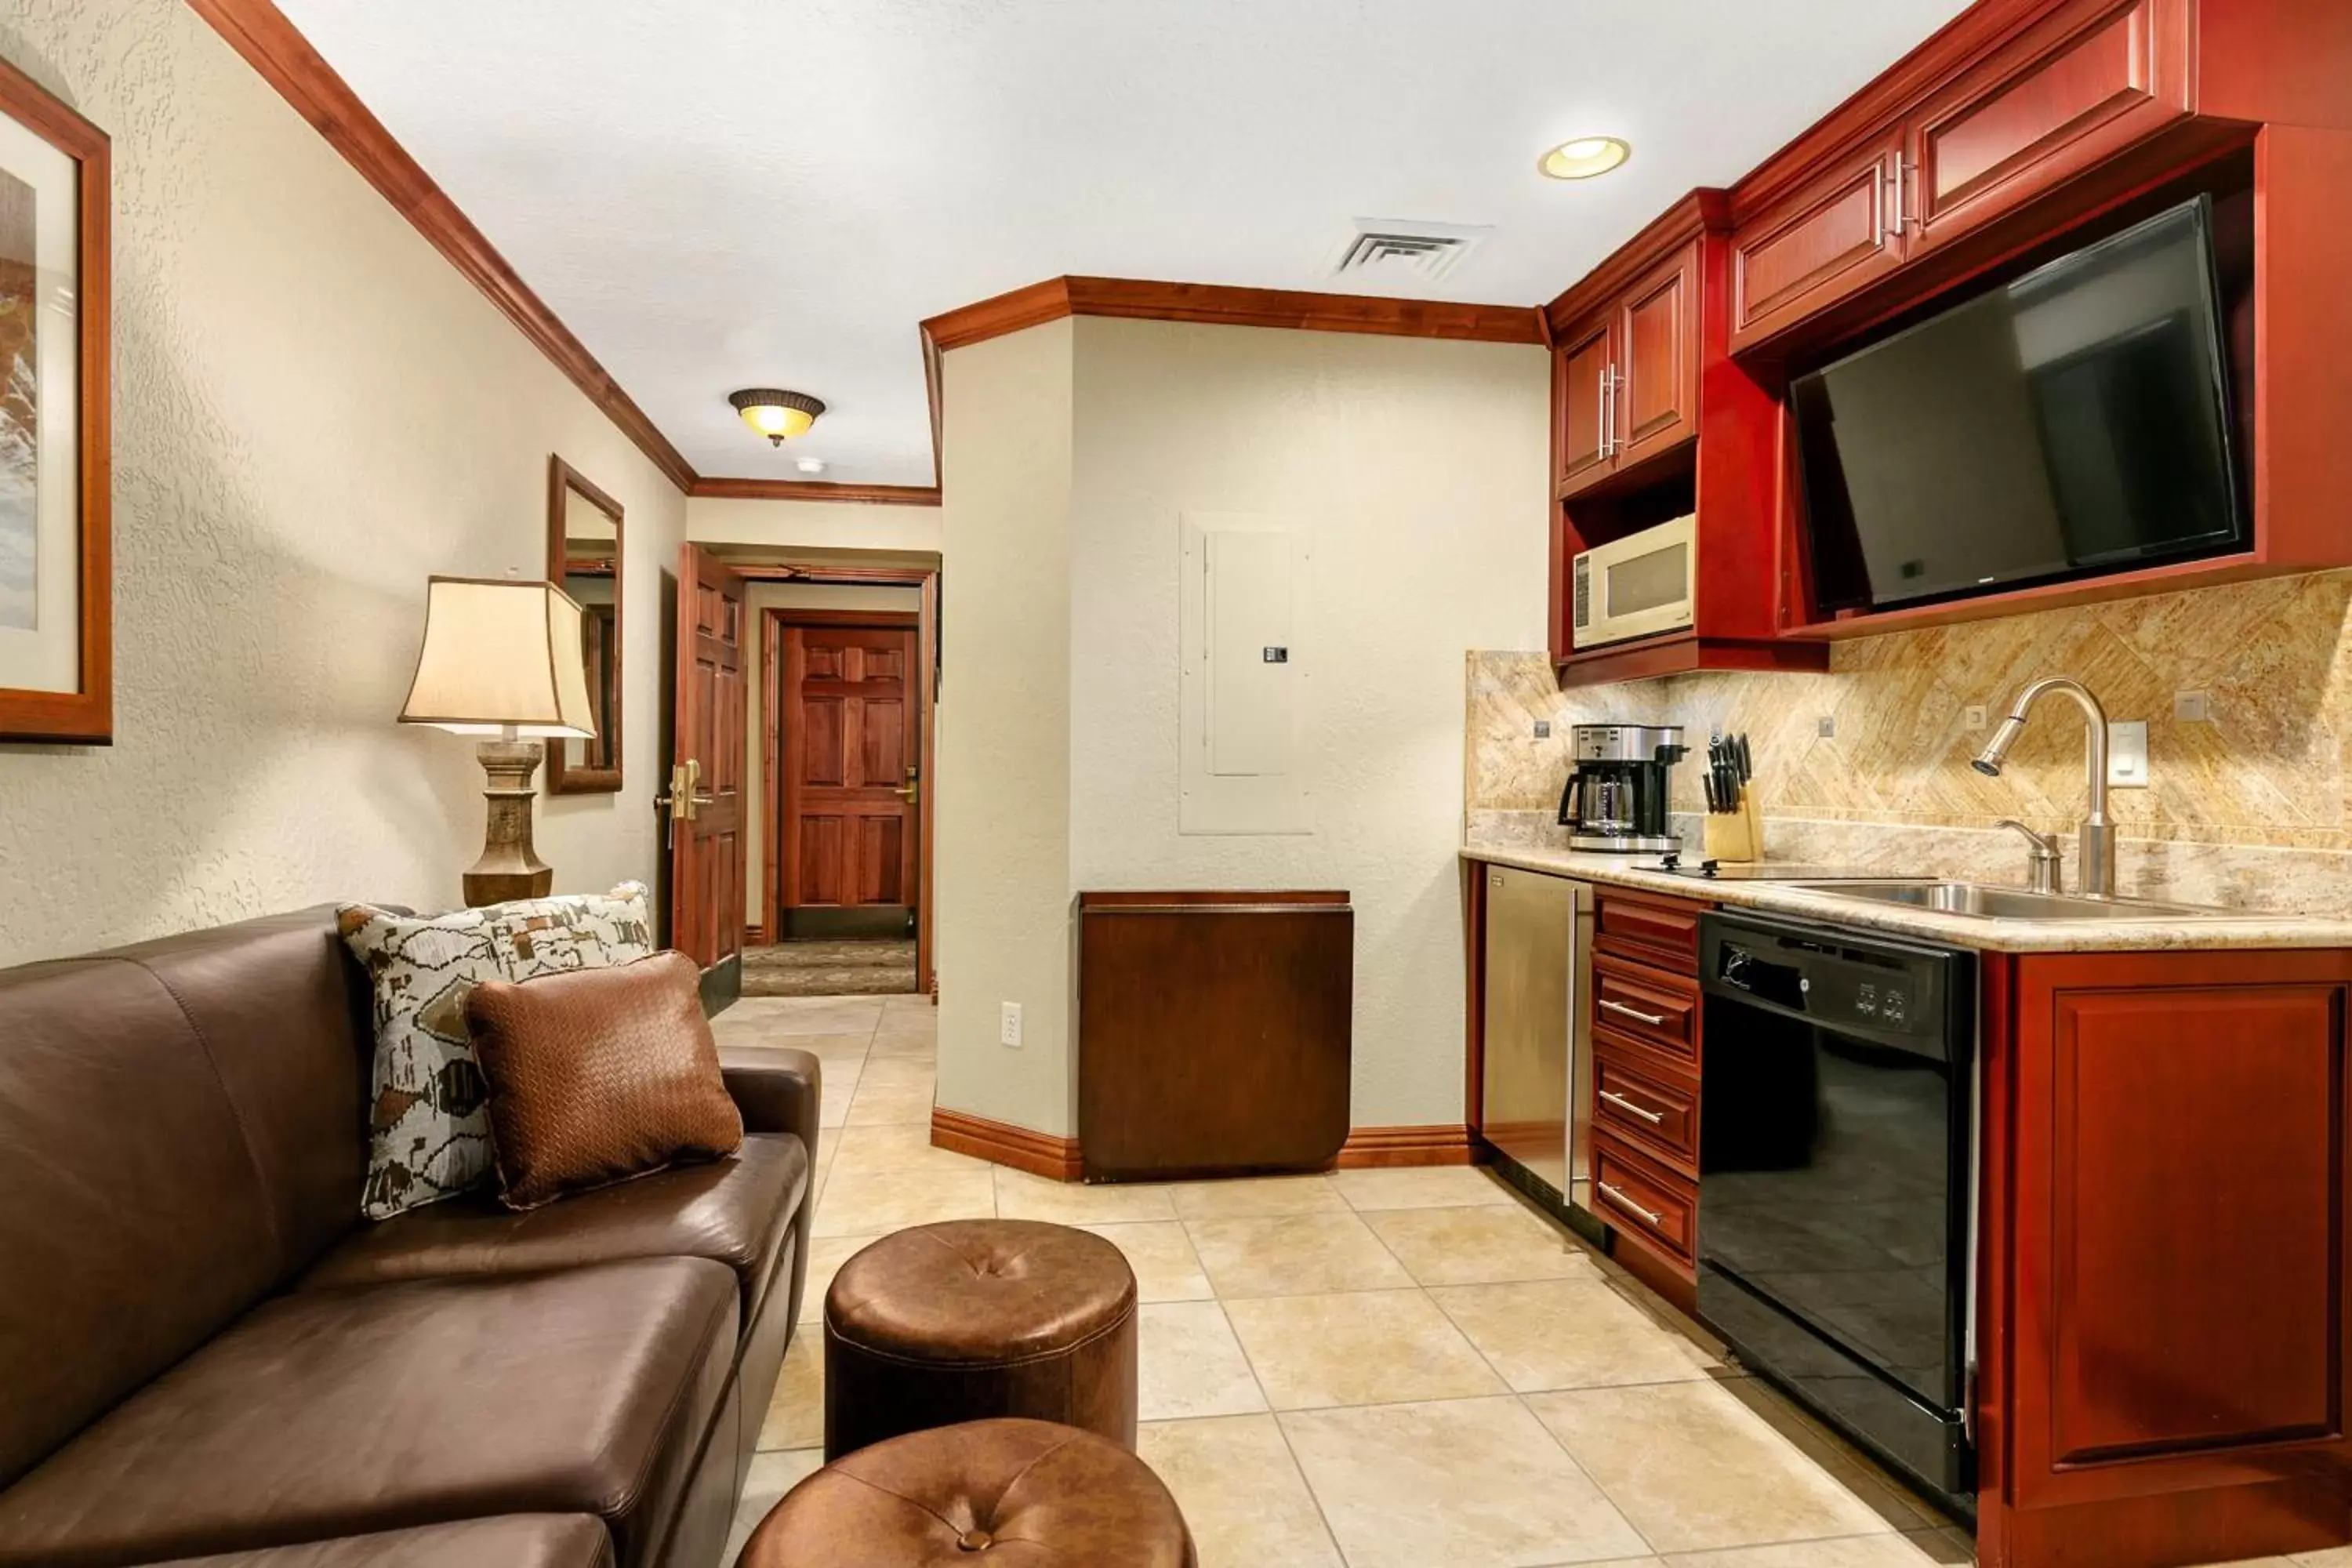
[1780,880,2224,921]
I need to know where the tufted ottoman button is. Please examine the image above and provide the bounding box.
[822,1219,1139,1459]
[742,1417,1195,1568]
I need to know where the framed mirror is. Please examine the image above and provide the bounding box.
[545,456,623,793]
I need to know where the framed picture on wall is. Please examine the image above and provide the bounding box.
[0,56,109,744]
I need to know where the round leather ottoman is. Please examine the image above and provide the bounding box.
[742,1418,1194,1567]
[822,1219,1138,1460]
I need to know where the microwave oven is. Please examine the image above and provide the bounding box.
[1571,514,1696,650]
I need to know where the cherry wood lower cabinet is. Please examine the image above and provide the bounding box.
[1977,947,2352,1567]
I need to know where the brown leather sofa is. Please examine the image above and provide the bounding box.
[0,908,819,1568]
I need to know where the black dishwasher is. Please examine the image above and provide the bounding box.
[1697,910,1976,1514]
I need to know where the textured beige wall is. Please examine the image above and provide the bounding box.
[742,582,923,920]
[0,2,686,965]
[688,495,942,554]
[933,320,1076,1137]
[1069,318,1550,1127]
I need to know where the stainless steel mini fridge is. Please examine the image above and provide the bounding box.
[1479,866,1593,1213]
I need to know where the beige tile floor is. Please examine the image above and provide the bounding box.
[712,993,2350,1568]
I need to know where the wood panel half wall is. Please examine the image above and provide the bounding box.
[931,1111,1477,1182]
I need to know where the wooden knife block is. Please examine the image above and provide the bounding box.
[1702,789,1765,862]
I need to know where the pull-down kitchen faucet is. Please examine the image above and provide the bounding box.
[1970,677,2115,898]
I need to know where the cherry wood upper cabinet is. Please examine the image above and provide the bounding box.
[1614,242,1704,471]
[1554,316,1617,495]
[1730,132,1907,354]
[1909,0,2191,256]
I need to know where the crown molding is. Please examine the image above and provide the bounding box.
[920,275,1545,355]
[688,477,941,506]
[187,0,698,492]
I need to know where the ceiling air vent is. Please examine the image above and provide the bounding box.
[1327,220,1493,283]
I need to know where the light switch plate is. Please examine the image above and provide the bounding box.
[2174,690,2211,722]
[2107,720,2150,788]
[1817,716,1836,739]
[999,1002,1024,1048]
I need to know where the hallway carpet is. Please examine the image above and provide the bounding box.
[740,940,918,998]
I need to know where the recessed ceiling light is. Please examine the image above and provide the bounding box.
[1538,136,1631,181]
[795,457,827,475]
[728,387,826,446]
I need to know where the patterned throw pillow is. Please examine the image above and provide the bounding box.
[339,883,655,1220]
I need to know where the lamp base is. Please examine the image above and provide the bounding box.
[463,738,554,908]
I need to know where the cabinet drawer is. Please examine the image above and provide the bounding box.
[1592,1035,1699,1171]
[1592,951,1699,1064]
[1594,889,1704,971]
[1592,1134,1697,1270]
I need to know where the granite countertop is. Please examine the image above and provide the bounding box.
[1461,843,2352,953]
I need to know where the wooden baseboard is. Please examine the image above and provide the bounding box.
[1332,1124,1478,1169]
[931,1108,1082,1181]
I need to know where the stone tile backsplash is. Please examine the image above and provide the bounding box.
[1465,569,2352,915]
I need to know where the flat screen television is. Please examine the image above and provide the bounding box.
[1791,196,2245,615]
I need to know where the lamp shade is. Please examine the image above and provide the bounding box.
[398,575,599,739]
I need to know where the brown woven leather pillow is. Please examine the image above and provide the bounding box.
[463,950,743,1210]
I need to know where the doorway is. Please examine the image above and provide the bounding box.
[750,583,935,997]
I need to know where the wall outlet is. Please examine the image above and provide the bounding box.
[1963,705,1987,731]
[1817,715,1836,739]
[999,1001,1024,1048]
[1533,719,1552,739]
[2174,690,2211,722]
[2107,720,2150,788]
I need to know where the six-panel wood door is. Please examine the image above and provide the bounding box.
[1730,131,1907,353]
[1613,240,1703,470]
[669,545,748,983]
[1555,314,1618,497]
[1991,949,2352,1528]
[781,622,919,914]
[1909,0,2191,258]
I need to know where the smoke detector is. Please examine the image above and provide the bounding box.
[1327,220,1493,284]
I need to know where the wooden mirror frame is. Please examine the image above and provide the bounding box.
[545,455,624,794]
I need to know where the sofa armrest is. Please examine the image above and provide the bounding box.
[720,1046,822,1166]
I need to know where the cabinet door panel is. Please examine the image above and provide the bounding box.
[2012,960,2350,1509]
[1731,136,1904,353]
[1912,0,2190,254]
[1616,241,1701,470]
[1555,315,1617,496]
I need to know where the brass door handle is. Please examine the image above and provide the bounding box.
[894,783,919,803]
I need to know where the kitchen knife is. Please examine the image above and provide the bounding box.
[1734,733,1753,782]
[1702,771,1719,814]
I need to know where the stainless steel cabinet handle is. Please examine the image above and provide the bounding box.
[1599,1181,1664,1226]
[1599,1090,1665,1125]
[1600,998,1669,1028]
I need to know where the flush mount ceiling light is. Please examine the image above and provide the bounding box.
[795,457,828,475]
[728,387,826,446]
[1538,136,1632,181]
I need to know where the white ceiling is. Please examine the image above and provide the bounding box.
[276,0,1973,486]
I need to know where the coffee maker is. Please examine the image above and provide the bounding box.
[1557,724,1688,853]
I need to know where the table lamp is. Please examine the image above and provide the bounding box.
[399,575,599,906]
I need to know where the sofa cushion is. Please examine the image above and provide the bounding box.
[300,1133,807,1323]
[0,958,281,1491]
[137,1515,612,1568]
[339,885,653,1220]
[0,1258,736,1568]
[464,953,742,1210]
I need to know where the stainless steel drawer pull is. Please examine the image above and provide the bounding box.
[1599,1090,1665,1124]
[1600,999,1669,1028]
[1599,1181,1665,1227]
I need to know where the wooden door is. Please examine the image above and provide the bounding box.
[1909,0,2190,257]
[1982,948,2352,1559]
[1730,131,1908,353]
[780,621,919,918]
[669,545,748,989]
[1554,314,1618,497]
[1613,240,1703,470]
